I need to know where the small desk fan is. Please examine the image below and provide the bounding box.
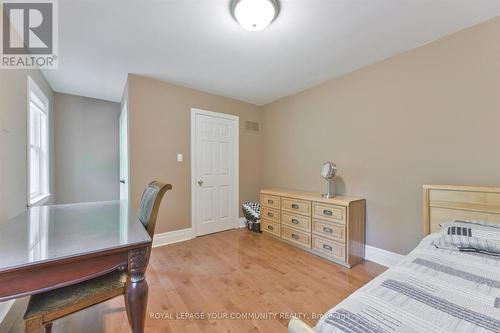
[321,162,337,198]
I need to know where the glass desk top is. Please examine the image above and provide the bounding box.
[0,201,151,272]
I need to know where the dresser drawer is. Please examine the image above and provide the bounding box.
[261,207,280,223]
[262,220,280,237]
[282,212,311,232]
[312,235,345,261]
[282,198,311,216]
[313,220,345,243]
[281,227,311,248]
[313,203,346,223]
[260,194,280,209]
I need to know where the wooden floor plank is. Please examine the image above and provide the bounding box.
[10,229,385,332]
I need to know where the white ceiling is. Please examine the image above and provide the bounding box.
[43,0,500,105]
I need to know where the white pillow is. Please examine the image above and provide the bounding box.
[433,220,500,256]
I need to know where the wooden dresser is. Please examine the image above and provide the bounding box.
[260,188,365,268]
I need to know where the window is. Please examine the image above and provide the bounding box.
[28,76,50,206]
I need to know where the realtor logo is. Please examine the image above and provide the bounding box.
[1,0,58,68]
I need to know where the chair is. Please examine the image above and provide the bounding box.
[23,181,172,333]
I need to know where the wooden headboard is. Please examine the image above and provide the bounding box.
[423,184,500,235]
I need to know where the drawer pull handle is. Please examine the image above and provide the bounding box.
[268,199,274,204]
[267,212,273,217]
[291,234,299,240]
[267,225,274,230]
[323,227,333,234]
[323,244,333,251]
[291,204,299,209]
[291,219,299,225]
[323,209,333,216]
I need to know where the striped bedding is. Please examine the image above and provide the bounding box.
[315,234,500,333]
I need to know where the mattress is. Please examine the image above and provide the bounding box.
[314,234,500,333]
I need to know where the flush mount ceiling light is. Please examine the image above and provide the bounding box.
[231,0,280,31]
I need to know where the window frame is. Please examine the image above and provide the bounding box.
[27,76,50,206]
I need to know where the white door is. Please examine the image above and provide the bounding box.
[119,102,129,201]
[192,109,239,236]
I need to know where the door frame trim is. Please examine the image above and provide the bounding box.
[119,100,130,202]
[190,108,240,237]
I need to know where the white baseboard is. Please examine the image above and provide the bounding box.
[365,245,404,267]
[153,220,248,249]
[152,228,193,248]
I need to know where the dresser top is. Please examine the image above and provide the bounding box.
[260,188,364,206]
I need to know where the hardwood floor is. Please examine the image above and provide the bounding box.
[10,229,385,333]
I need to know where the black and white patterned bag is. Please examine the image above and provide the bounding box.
[242,202,261,233]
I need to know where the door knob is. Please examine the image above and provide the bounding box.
[120,180,125,184]
[197,179,203,186]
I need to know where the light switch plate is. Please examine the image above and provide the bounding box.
[177,153,183,162]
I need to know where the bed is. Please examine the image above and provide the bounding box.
[289,185,500,333]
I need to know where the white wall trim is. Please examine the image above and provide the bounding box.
[365,245,404,267]
[119,100,130,202]
[27,75,50,207]
[152,228,194,248]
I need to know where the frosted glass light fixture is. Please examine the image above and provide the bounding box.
[231,0,280,31]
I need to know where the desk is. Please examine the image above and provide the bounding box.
[0,201,151,333]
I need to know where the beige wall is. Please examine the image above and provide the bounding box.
[54,93,120,204]
[260,17,500,254]
[127,74,263,234]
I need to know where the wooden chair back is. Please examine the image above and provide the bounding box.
[137,181,172,238]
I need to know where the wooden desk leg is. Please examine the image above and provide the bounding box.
[125,247,150,333]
